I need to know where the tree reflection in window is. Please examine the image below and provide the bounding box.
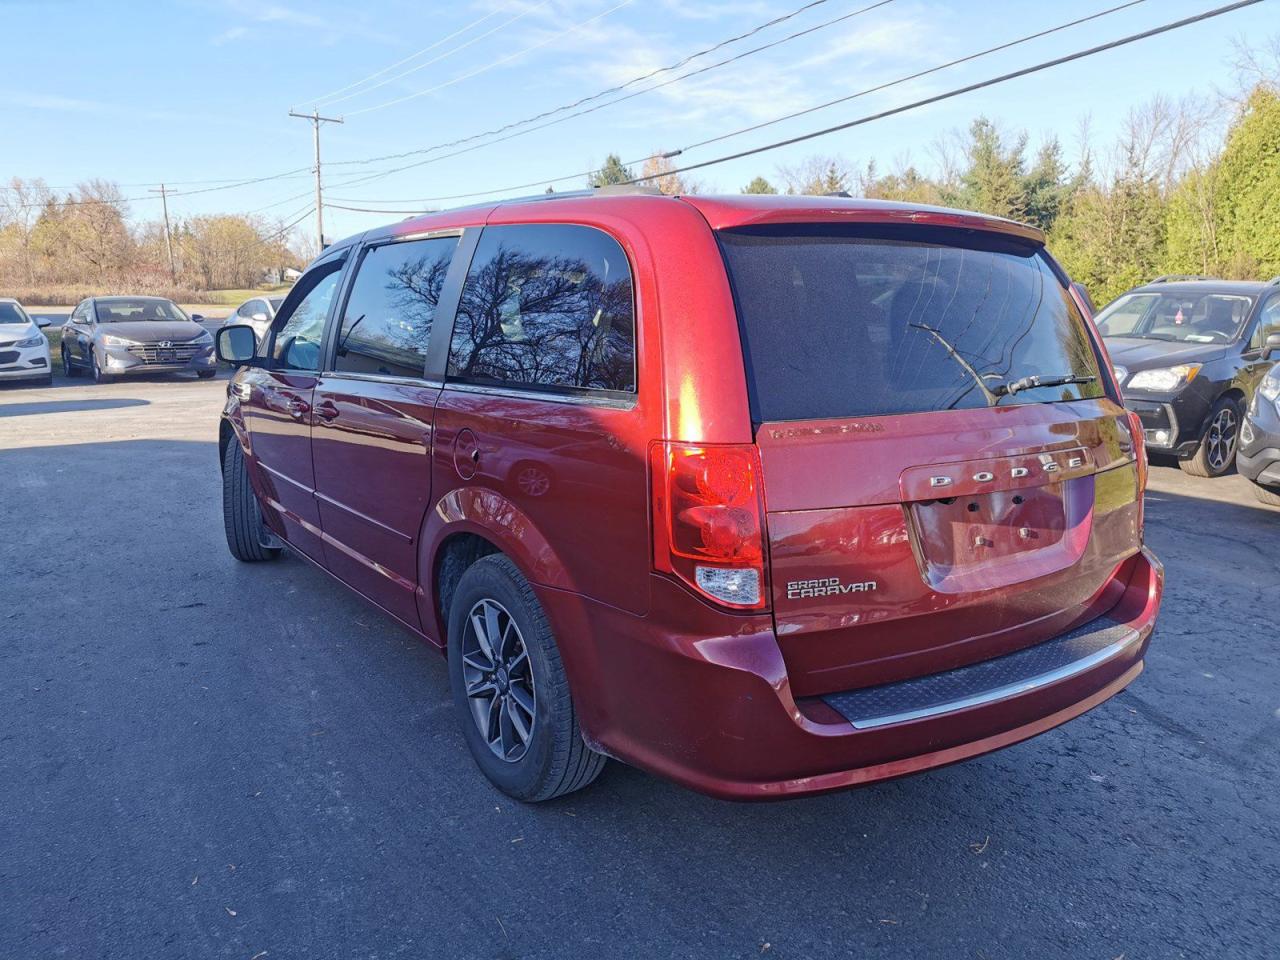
[449,225,635,393]
[335,236,458,379]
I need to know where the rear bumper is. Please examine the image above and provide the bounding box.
[540,547,1163,801]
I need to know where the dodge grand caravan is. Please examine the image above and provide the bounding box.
[215,191,1163,802]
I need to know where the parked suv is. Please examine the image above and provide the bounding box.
[216,192,1162,802]
[1239,363,1280,506]
[1094,276,1280,477]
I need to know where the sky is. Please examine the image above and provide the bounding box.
[0,0,1273,243]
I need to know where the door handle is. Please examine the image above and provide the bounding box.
[287,397,311,420]
[315,400,339,422]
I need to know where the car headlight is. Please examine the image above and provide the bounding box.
[102,334,136,347]
[1111,365,1128,386]
[1259,367,1280,403]
[1126,364,1201,392]
[193,330,213,344]
[15,334,44,348]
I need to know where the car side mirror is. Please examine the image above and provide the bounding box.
[1264,332,1280,360]
[216,324,258,364]
[35,317,51,328]
[190,313,205,323]
[250,312,269,323]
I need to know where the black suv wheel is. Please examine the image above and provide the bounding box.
[1180,397,1241,478]
[447,554,605,802]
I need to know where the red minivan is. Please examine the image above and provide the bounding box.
[216,191,1163,802]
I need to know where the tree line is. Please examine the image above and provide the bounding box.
[0,179,309,303]
[590,40,1280,306]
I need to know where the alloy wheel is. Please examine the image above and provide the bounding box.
[460,598,536,763]
[1206,406,1238,472]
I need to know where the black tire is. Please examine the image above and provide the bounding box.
[1252,481,1280,507]
[1179,397,1241,478]
[447,554,605,802]
[221,438,281,562]
[91,351,110,385]
[62,347,79,378]
[197,369,217,380]
[40,373,53,387]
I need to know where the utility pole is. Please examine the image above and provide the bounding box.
[149,183,176,281]
[289,109,343,250]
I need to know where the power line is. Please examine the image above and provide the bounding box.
[344,0,637,117]
[624,0,1264,187]
[299,5,519,107]
[328,0,897,188]
[289,110,344,247]
[311,1,554,110]
[4,166,316,209]
[324,0,1149,206]
[324,0,846,169]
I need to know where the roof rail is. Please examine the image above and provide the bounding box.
[1150,274,1216,283]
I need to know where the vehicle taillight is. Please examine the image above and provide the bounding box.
[650,441,768,610]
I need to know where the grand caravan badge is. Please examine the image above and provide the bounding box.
[786,577,878,600]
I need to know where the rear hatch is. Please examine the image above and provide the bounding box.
[718,221,1142,697]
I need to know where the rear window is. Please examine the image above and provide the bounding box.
[718,224,1105,422]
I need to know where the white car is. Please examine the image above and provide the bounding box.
[223,295,285,345]
[0,298,53,386]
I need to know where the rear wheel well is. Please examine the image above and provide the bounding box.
[434,533,501,635]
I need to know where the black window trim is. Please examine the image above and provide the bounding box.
[263,251,349,373]
[321,227,469,386]
[440,221,640,405]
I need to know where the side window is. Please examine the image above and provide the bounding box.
[270,263,343,372]
[1252,296,1280,350]
[449,223,635,393]
[334,235,459,379]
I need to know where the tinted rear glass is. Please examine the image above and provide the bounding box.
[718,225,1105,422]
[449,223,635,394]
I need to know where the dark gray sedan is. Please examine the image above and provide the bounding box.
[60,297,217,383]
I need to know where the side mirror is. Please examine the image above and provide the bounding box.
[249,312,269,324]
[190,313,205,323]
[1264,332,1280,360]
[35,317,51,329]
[216,324,258,364]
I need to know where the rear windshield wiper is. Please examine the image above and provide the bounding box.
[995,373,1097,396]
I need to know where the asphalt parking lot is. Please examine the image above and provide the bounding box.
[2,370,1277,959]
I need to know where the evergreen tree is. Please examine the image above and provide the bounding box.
[742,176,778,194]
[957,118,1028,220]
[588,154,634,187]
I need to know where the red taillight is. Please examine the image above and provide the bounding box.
[650,441,768,610]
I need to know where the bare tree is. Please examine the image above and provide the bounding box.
[0,177,53,285]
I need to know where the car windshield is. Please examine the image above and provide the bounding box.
[0,302,30,324]
[718,223,1105,422]
[96,299,188,323]
[1095,291,1253,343]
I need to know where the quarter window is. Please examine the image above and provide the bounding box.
[271,264,343,372]
[334,236,459,379]
[449,223,635,393]
[1253,296,1280,349]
